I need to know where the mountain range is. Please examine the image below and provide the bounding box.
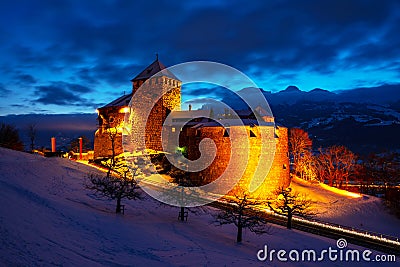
[220,84,400,155]
[1,84,399,155]
[222,83,400,107]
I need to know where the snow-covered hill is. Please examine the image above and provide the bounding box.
[0,148,398,266]
[291,177,400,237]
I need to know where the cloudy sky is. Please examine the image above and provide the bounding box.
[0,0,399,115]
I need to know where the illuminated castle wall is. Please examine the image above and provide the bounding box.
[93,59,290,197]
[170,116,290,199]
[93,58,181,159]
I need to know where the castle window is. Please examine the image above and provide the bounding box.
[223,128,230,137]
[283,164,287,169]
[172,127,176,133]
[196,130,201,137]
[249,130,256,137]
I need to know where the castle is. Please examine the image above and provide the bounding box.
[94,58,290,199]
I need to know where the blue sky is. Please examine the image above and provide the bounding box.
[0,0,399,115]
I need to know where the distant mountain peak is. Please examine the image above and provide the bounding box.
[309,88,335,95]
[239,87,264,93]
[282,85,301,92]
[310,88,329,93]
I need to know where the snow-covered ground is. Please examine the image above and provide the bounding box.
[291,177,400,237]
[0,148,398,266]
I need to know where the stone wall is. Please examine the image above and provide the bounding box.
[94,76,181,158]
[139,76,181,151]
[93,106,125,159]
[93,129,123,159]
[182,125,290,199]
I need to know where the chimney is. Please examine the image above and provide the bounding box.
[189,104,192,111]
[51,137,56,152]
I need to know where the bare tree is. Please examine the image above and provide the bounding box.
[363,153,397,186]
[268,187,314,229]
[86,121,142,214]
[315,145,357,187]
[215,192,269,242]
[86,156,142,213]
[0,123,24,151]
[289,128,312,176]
[103,126,120,177]
[168,164,192,221]
[161,149,203,222]
[297,150,317,181]
[27,124,36,152]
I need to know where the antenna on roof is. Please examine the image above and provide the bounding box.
[156,53,159,60]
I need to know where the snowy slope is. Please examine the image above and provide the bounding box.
[290,177,400,237]
[0,148,398,266]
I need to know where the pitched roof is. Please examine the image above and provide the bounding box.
[99,58,179,109]
[100,93,132,108]
[130,58,179,81]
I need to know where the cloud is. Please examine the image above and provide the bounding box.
[74,63,140,87]
[14,73,37,85]
[168,0,400,75]
[34,82,94,106]
[0,84,11,96]
[1,0,400,115]
[11,104,25,108]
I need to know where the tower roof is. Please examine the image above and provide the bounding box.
[130,57,179,82]
[100,93,132,109]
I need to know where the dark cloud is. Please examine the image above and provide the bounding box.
[34,82,94,106]
[14,73,37,85]
[11,104,25,108]
[75,63,140,87]
[0,0,399,115]
[0,84,11,96]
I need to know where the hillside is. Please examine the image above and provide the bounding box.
[0,148,398,266]
[290,177,400,237]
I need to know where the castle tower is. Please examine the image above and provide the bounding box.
[130,57,181,151]
[93,57,181,159]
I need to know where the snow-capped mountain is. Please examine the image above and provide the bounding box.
[220,84,400,154]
